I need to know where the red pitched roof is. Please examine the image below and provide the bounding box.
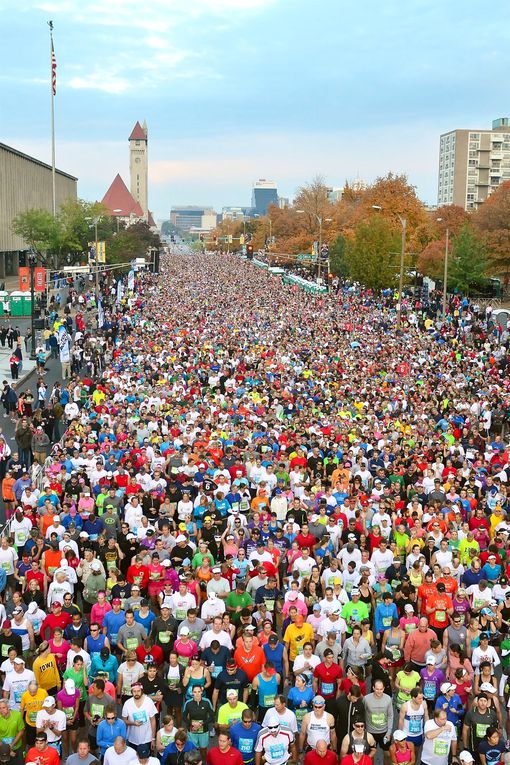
[129,121,146,140]
[101,174,144,217]
[148,211,156,227]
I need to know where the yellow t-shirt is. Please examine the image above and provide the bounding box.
[20,688,48,727]
[283,622,315,661]
[33,654,61,692]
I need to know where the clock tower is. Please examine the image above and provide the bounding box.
[129,120,148,219]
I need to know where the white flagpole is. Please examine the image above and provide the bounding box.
[48,20,56,217]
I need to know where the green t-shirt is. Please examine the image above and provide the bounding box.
[341,600,370,631]
[217,701,248,727]
[225,591,253,622]
[63,667,88,700]
[191,552,215,569]
[0,710,24,749]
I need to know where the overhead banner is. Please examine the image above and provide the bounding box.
[128,269,135,291]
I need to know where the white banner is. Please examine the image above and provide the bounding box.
[98,298,105,328]
[116,279,124,305]
[59,341,70,363]
[128,269,135,291]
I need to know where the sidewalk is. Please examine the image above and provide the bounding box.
[0,339,38,386]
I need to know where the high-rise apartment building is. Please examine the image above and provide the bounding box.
[438,117,510,210]
[252,179,278,216]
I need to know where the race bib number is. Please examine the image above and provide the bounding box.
[159,631,170,644]
[321,682,334,696]
[263,694,275,707]
[433,740,449,756]
[239,738,254,753]
[126,637,138,650]
[371,712,386,727]
[269,743,285,760]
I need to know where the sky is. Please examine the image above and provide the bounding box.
[1,0,508,220]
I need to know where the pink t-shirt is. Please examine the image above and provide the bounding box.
[90,602,112,627]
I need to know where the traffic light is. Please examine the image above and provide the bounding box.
[246,244,254,260]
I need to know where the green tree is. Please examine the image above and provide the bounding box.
[328,234,350,277]
[12,209,64,261]
[345,216,402,290]
[448,224,487,293]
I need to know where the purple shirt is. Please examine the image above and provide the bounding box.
[420,667,445,700]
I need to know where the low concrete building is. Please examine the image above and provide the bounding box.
[0,142,77,278]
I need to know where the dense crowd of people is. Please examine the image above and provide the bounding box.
[0,251,508,765]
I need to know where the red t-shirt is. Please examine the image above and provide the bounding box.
[313,662,343,699]
[305,750,337,765]
[136,643,164,667]
[207,746,244,765]
[341,755,372,765]
[25,745,61,765]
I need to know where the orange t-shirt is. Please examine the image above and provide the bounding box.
[427,593,453,629]
[233,644,265,681]
[417,583,437,614]
[1,477,15,501]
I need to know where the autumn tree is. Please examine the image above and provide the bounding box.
[345,216,403,290]
[293,175,334,235]
[473,181,510,286]
[448,224,487,293]
[416,239,447,280]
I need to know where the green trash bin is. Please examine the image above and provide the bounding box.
[0,292,7,317]
[9,291,24,317]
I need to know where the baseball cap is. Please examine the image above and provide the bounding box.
[313,695,325,706]
[393,731,407,742]
[440,682,455,694]
[42,696,55,707]
[2,621,11,630]
[175,534,187,543]
[64,679,76,694]
[137,743,152,760]
[226,689,238,699]
[13,657,24,665]
[404,604,414,612]
[425,655,435,665]
[459,753,474,764]
[179,626,190,636]
[112,598,122,605]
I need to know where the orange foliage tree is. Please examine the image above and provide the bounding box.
[473,181,510,286]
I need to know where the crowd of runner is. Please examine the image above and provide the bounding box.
[0,250,508,765]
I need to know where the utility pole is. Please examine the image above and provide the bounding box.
[396,216,407,330]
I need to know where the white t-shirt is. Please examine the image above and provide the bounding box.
[421,718,457,765]
[255,729,294,765]
[0,548,18,576]
[35,709,67,742]
[103,745,136,765]
[292,653,320,679]
[3,668,35,709]
[199,628,232,651]
[121,695,157,745]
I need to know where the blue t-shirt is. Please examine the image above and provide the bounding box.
[230,721,262,764]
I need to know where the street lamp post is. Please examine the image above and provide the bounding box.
[113,209,122,234]
[28,250,37,360]
[296,211,332,283]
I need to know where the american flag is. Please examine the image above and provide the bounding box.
[51,37,56,96]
